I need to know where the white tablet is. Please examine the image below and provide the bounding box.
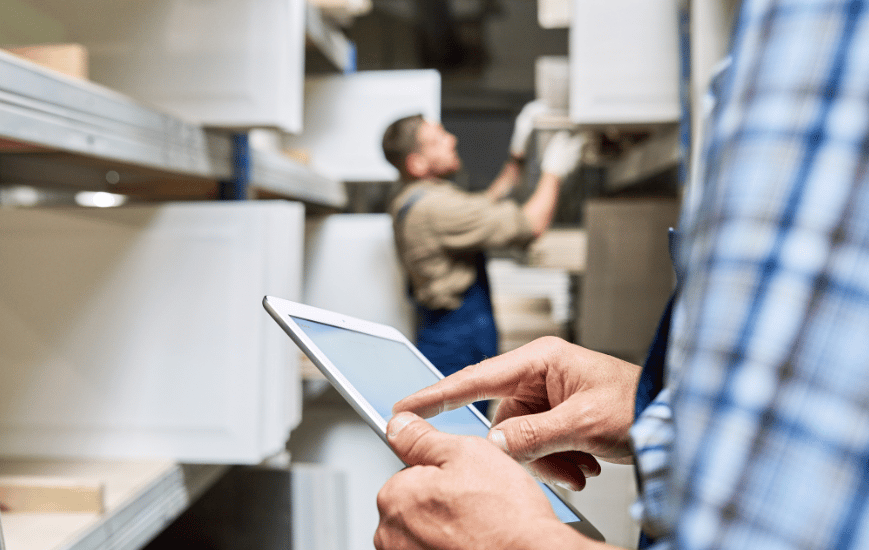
[263,296,604,542]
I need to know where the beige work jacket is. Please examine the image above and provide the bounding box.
[388,178,535,310]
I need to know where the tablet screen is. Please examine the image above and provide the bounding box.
[291,316,582,524]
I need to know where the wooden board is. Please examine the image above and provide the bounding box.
[0,478,103,514]
[0,459,226,550]
[6,44,88,80]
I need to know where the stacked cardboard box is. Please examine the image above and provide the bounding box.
[6,43,88,80]
[489,258,572,354]
[579,198,680,363]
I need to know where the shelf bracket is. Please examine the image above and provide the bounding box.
[219,133,251,200]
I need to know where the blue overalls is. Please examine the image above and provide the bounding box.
[634,228,680,549]
[415,252,497,416]
[396,191,495,416]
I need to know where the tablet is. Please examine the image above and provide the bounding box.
[263,296,604,542]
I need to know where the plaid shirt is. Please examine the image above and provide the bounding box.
[631,1,869,548]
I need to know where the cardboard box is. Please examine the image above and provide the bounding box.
[528,227,587,273]
[579,198,680,361]
[7,43,88,79]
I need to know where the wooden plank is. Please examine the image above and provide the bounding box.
[0,477,103,514]
[308,0,371,20]
[528,228,587,273]
[5,44,88,80]
[0,460,227,550]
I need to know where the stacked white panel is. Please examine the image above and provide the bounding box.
[291,464,348,550]
[21,0,306,132]
[0,202,304,463]
[570,0,680,124]
[303,214,415,338]
[283,70,442,182]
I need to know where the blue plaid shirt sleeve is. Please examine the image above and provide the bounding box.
[643,1,869,548]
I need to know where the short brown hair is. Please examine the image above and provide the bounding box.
[382,114,425,174]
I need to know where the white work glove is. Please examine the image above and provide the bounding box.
[509,100,549,159]
[541,131,585,179]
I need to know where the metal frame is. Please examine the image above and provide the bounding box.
[0,51,347,208]
[219,133,251,200]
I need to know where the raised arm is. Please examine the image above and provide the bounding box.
[521,131,585,237]
[485,100,549,201]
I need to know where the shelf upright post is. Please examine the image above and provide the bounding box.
[219,132,251,200]
[345,42,357,74]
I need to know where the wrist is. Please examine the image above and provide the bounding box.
[540,171,564,185]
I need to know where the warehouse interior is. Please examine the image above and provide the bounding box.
[0,1,738,549]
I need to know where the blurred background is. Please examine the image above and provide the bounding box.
[0,1,739,549]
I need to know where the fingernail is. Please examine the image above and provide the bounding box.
[555,481,575,491]
[487,429,508,453]
[388,412,418,438]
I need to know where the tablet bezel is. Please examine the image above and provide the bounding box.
[263,295,605,542]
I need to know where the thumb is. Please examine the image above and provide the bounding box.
[487,407,579,464]
[387,412,457,467]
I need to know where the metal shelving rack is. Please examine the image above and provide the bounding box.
[0,49,213,179]
[0,13,352,547]
[0,49,348,208]
[0,460,227,550]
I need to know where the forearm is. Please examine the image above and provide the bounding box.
[485,157,524,201]
[521,172,562,237]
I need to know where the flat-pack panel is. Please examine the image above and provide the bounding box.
[303,214,414,338]
[283,70,441,182]
[0,202,304,463]
[570,0,680,124]
[20,0,305,132]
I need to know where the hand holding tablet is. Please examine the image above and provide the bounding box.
[262,296,606,542]
[375,411,585,550]
[392,337,642,489]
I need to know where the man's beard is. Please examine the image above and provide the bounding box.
[434,160,461,179]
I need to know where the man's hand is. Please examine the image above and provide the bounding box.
[541,131,586,180]
[509,100,550,160]
[393,337,641,491]
[374,412,581,550]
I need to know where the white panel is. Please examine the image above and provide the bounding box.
[284,70,441,182]
[291,464,348,550]
[289,404,404,550]
[538,0,571,28]
[570,0,680,124]
[0,202,304,463]
[22,0,305,132]
[564,463,640,548]
[302,214,415,338]
[535,55,570,112]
